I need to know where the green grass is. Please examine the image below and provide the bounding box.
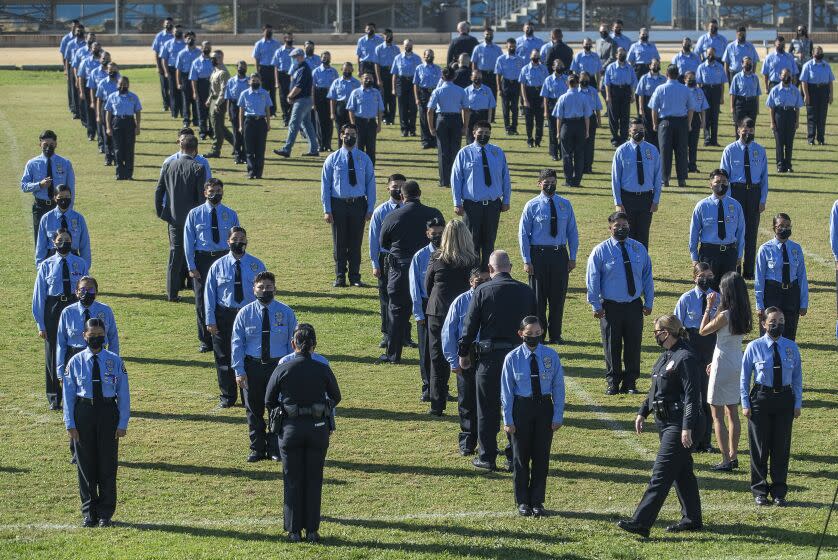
[0,66,836,559]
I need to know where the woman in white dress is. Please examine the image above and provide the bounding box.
[699,272,753,471]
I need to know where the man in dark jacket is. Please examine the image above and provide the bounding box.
[447,21,479,67]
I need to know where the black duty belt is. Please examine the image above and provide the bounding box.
[245,355,279,366]
[284,402,328,419]
[730,182,756,190]
[765,279,799,291]
[78,396,116,404]
[621,189,653,197]
[753,383,791,395]
[661,115,687,120]
[515,395,554,405]
[736,96,758,101]
[562,117,584,122]
[465,198,501,207]
[196,249,229,257]
[34,198,55,207]
[333,196,365,204]
[703,242,737,252]
[244,115,266,120]
[355,117,376,122]
[216,304,242,313]
[531,244,567,251]
[774,107,798,111]
[652,399,681,422]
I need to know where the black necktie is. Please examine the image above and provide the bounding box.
[700,291,707,315]
[234,260,244,304]
[61,258,72,297]
[261,306,271,362]
[743,145,752,186]
[60,212,68,231]
[772,342,783,388]
[635,144,644,186]
[92,354,103,401]
[211,207,220,244]
[619,241,637,297]
[549,196,558,238]
[46,157,55,199]
[781,243,791,285]
[717,199,727,240]
[481,146,492,186]
[347,150,357,186]
[83,307,90,325]
[529,354,543,399]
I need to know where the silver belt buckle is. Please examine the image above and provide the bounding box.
[481,200,489,206]
[719,244,727,252]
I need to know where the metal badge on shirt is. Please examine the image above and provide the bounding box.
[250,262,259,271]
[543,356,552,372]
[274,312,284,327]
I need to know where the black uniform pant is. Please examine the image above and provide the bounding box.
[500,79,520,132]
[600,298,643,391]
[330,197,366,283]
[112,116,136,179]
[167,68,182,119]
[632,422,702,529]
[211,106,235,155]
[747,386,794,499]
[698,243,739,291]
[730,183,761,278]
[621,190,654,248]
[73,398,119,520]
[463,198,501,270]
[166,224,187,299]
[702,84,722,144]
[806,84,829,144]
[761,281,801,341]
[182,81,198,126]
[560,118,585,186]
[467,109,490,139]
[192,250,227,347]
[243,117,268,178]
[732,96,757,136]
[481,71,497,119]
[334,101,350,148]
[686,328,716,448]
[314,88,333,151]
[418,87,435,148]
[417,299,430,396]
[641,106,659,148]
[435,113,462,187]
[385,258,412,362]
[228,102,244,161]
[195,78,211,136]
[243,357,279,455]
[99,110,114,163]
[212,305,241,405]
[457,349,478,452]
[476,347,513,464]
[258,65,277,117]
[546,100,559,159]
[380,67,395,123]
[94,105,106,155]
[277,71,291,125]
[85,91,97,140]
[511,396,554,506]
[427,313,452,413]
[584,116,597,172]
[773,108,797,171]
[523,87,543,144]
[356,117,378,164]
[78,83,89,128]
[688,112,702,171]
[608,85,632,145]
[67,67,76,114]
[529,246,569,341]
[158,68,170,109]
[280,417,329,533]
[659,116,689,183]
[396,78,417,134]
[376,253,411,341]
[32,199,54,243]
[44,294,76,406]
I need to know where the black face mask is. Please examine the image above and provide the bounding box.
[230,242,246,255]
[741,132,754,144]
[687,79,697,87]
[175,33,184,40]
[815,53,824,61]
[186,38,195,46]
[631,130,645,142]
[207,193,222,205]
[712,184,728,196]
[305,49,314,56]
[251,82,261,90]
[56,198,71,210]
[430,234,443,247]
[776,227,792,240]
[696,277,712,291]
[584,45,591,51]
[581,80,590,88]
[523,335,540,348]
[79,291,96,306]
[367,31,375,38]
[343,71,352,78]
[56,241,72,255]
[343,135,357,147]
[405,47,413,53]
[475,133,490,145]
[119,86,128,94]
[684,46,691,52]
[363,80,373,88]
[42,145,55,158]
[640,35,649,42]
[203,48,211,56]
[600,31,609,38]
[285,39,293,46]
[614,227,630,241]
[530,57,539,63]
[108,71,118,79]
[473,79,482,87]
[743,64,753,72]
[767,323,785,339]
[542,184,556,196]
[257,291,274,304]
[782,77,791,85]
[390,189,401,201]
[323,61,331,67]
[87,335,105,350]
[618,54,627,62]
[426,57,434,64]
[265,31,273,39]
[707,55,715,62]
[238,69,247,77]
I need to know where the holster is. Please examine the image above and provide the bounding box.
[268,406,285,435]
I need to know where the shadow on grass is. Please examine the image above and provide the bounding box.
[0,466,29,474]
[119,460,347,485]
[123,356,210,368]
[105,291,178,302]
[131,410,242,425]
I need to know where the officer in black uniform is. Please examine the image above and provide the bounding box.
[378,180,445,364]
[618,314,703,538]
[458,250,537,471]
[266,323,341,543]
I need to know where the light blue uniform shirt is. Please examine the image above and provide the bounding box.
[604,62,637,87]
[161,38,186,67]
[63,37,85,61]
[518,62,549,87]
[428,82,467,113]
[754,239,808,309]
[553,88,591,118]
[611,140,663,204]
[271,45,295,73]
[766,83,803,109]
[57,301,119,378]
[648,79,696,117]
[689,86,710,111]
[689,195,746,260]
[729,71,761,97]
[464,84,496,110]
[369,199,400,269]
[518,193,579,263]
[831,200,838,261]
[697,60,727,85]
[252,37,281,66]
[472,42,503,71]
[175,47,201,73]
[635,72,665,97]
[327,77,361,101]
[516,35,545,57]
[357,34,384,63]
[163,152,212,179]
[86,64,108,90]
[451,142,512,206]
[672,51,701,75]
[21,154,75,202]
[312,65,339,89]
[612,33,632,52]
[571,51,602,76]
[799,59,835,85]
[35,207,91,267]
[78,56,100,84]
[627,41,660,65]
[231,300,297,376]
[494,54,525,81]
[413,63,442,89]
[305,54,322,71]
[204,253,267,324]
[63,348,130,430]
[105,91,142,116]
[71,47,91,70]
[321,147,376,213]
[720,140,769,203]
[236,87,273,116]
[347,86,385,117]
[409,243,434,321]
[722,41,759,72]
[32,254,89,330]
[741,334,803,409]
[761,51,798,82]
[189,56,213,80]
[696,32,728,60]
[152,30,174,56]
[183,202,240,270]
[375,43,400,68]
[580,85,602,115]
[224,76,250,103]
[501,344,565,425]
[540,74,568,99]
[392,52,422,78]
[441,289,476,369]
[585,237,654,310]
[59,32,74,58]
[674,286,720,329]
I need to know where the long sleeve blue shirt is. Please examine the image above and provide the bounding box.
[518,193,579,263]
[741,334,803,409]
[321,147,376,213]
[720,140,769,203]
[203,252,267,325]
[611,140,662,204]
[63,348,130,430]
[674,286,720,329]
[369,199,400,269]
[21,154,75,202]
[689,195,746,260]
[450,142,511,207]
[586,237,654,310]
[231,300,297,376]
[409,244,434,321]
[32,254,89,330]
[57,300,119,378]
[754,239,808,309]
[501,343,565,425]
[441,289,477,369]
[35,207,91,267]
[183,202,240,270]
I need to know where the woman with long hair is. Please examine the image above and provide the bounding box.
[425,219,478,416]
[699,271,753,471]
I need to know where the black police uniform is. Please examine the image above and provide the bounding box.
[459,273,537,466]
[265,353,341,536]
[631,339,703,531]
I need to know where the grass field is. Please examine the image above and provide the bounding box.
[0,66,836,560]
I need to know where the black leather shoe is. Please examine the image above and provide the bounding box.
[666,521,702,532]
[198,345,211,353]
[755,496,772,506]
[98,518,112,528]
[203,152,220,158]
[617,519,650,538]
[333,278,347,287]
[711,462,732,472]
[288,531,302,542]
[247,451,265,463]
[774,497,788,507]
[405,339,419,349]
[471,458,496,471]
[376,354,397,365]
[82,517,97,528]
[427,408,443,417]
[305,530,320,543]
[518,504,532,516]
[605,386,619,395]
[531,504,546,518]
[350,281,368,288]
[273,149,290,158]
[270,454,281,462]
[624,387,640,394]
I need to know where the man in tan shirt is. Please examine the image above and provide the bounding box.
[206,50,235,158]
